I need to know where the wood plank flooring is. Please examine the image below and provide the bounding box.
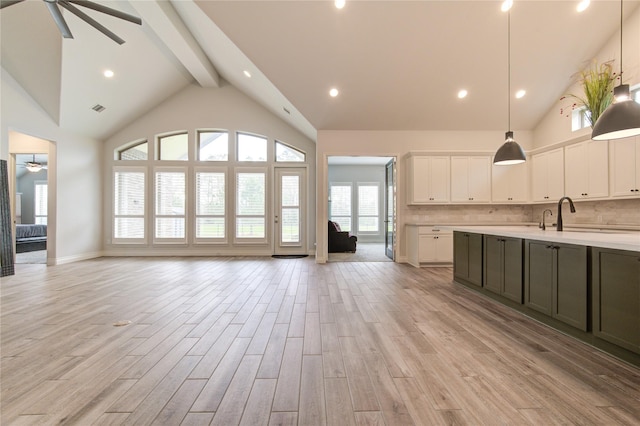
[1,256,639,425]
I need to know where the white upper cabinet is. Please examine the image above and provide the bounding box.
[406,155,450,204]
[492,161,529,203]
[532,148,565,202]
[610,136,640,197]
[564,140,609,200]
[450,156,491,203]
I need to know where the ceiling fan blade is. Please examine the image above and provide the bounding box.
[45,1,73,39]
[58,0,125,44]
[0,0,26,10]
[67,0,141,25]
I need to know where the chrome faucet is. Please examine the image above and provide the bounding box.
[540,209,553,230]
[556,196,576,231]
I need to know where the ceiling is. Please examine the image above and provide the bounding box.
[2,0,639,143]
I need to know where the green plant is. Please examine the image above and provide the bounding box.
[562,60,616,127]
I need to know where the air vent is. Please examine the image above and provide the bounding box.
[283,107,290,115]
[92,104,106,113]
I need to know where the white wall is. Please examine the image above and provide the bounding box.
[533,7,640,150]
[1,68,103,264]
[103,82,317,255]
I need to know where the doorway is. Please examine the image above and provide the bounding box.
[327,156,395,262]
[14,153,48,264]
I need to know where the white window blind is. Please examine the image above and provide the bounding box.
[114,170,145,240]
[358,184,379,232]
[34,181,47,225]
[330,184,352,232]
[196,171,225,239]
[236,172,266,239]
[155,170,186,240]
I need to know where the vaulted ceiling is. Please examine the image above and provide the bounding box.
[2,0,638,143]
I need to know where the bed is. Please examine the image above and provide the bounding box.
[15,224,47,253]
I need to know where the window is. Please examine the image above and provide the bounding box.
[34,181,47,225]
[195,169,226,240]
[276,141,305,162]
[280,175,300,243]
[330,183,352,232]
[118,141,148,160]
[113,168,145,241]
[198,130,228,161]
[571,107,591,132]
[155,169,186,240]
[358,184,379,232]
[236,171,266,239]
[237,133,267,162]
[159,133,188,161]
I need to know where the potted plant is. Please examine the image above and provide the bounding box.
[561,60,616,127]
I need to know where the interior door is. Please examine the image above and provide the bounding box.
[274,167,306,255]
[384,159,396,260]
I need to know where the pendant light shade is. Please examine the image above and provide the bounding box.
[494,131,526,165]
[493,7,526,165]
[591,0,640,140]
[592,84,640,140]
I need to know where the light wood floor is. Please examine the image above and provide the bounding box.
[1,257,639,425]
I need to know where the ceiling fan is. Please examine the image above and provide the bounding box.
[19,155,48,173]
[0,0,142,45]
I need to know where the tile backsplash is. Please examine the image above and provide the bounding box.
[404,198,640,227]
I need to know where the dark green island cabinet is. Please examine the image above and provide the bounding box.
[592,247,640,354]
[483,235,523,303]
[453,231,483,287]
[524,240,588,331]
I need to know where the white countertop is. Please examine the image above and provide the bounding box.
[440,225,640,253]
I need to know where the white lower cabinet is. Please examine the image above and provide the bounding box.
[407,226,453,267]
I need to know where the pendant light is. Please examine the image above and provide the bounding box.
[494,7,526,165]
[592,0,640,140]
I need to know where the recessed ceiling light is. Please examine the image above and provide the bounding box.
[103,69,114,78]
[335,0,346,9]
[329,88,339,97]
[515,89,526,99]
[501,0,513,12]
[457,89,468,99]
[243,70,252,78]
[577,0,590,13]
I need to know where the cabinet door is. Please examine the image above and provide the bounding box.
[546,149,565,201]
[492,162,528,203]
[468,157,491,202]
[436,233,453,263]
[454,231,469,280]
[564,143,588,199]
[408,156,431,203]
[610,137,639,196]
[525,241,553,315]
[468,233,483,286]
[483,235,502,295]
[586,140,609,198]
[502,237,523,303]
[554,244,587,331]
[531,153,549,201]
[593,248,640,353]
[450,157,470,202]
[430,157,451,202]
[419,235,436,262]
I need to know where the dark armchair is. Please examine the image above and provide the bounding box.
[328,221,357,253]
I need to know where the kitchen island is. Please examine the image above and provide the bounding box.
[448,225,640,367]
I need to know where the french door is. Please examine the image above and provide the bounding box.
[384,159,396,260]
[274,168,306,255]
